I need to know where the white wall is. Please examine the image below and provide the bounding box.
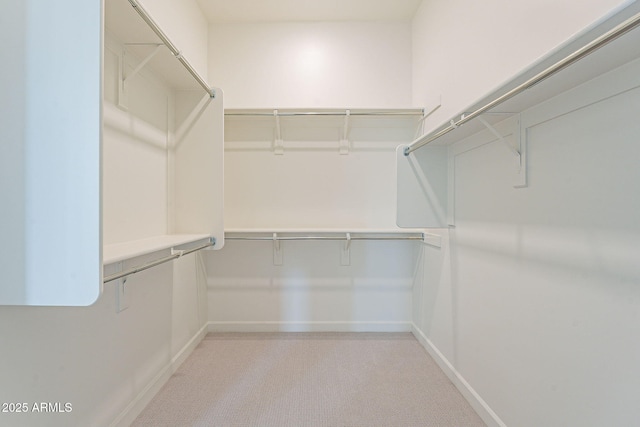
[412,0,631,130]
[412,13,640,427]
[208,22,412,108]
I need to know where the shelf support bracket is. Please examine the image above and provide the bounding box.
[340,110,351,155]
[119,44,162,111]
[478,114,527,188]
[273,233,283,265]
[171,248,185,257]
[274,110,284,155]
[341,233,352,266]
[117,50,128,111]
[124,44,162,86]
[478,116,520,158]
[114,262,129,313]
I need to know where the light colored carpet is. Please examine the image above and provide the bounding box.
[132,333,486,427]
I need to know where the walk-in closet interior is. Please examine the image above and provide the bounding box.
[2,0,640,425]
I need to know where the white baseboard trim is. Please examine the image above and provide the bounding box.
[208,321,413,333]
[411,323,506,427]
[109,323,209,427]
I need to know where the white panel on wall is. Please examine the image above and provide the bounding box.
[396,145,448,227]
[172,89,225,248]
[0,0,102,305]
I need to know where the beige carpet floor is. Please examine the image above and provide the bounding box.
[132,332,486,427]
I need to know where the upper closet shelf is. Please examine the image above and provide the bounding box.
[105,0,215,96]
[405,3,640,152]
[225,108,425,154]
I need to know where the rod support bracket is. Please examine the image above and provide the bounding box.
[341,233,352,266]
[273,233,283,265]
[273,110,284,155]
[340,110,351,155]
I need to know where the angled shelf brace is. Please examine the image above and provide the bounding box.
[477,113,527,188]
[118,43,163,110]
[124,43,162,85]
[477,114,520,159]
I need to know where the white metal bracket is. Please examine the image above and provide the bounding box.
[274,110,284,155]
[478,114,527,188]
[124,44,162,86]
[119,44,162,110]
[114,262,129,313]
[341,233,352,266]
[171,248,185,257]
[273,233,283,265]
[477,116,520,158]
[117,50,128,111]
[422,233,442,248]
[415,96,442,140]
[340,110,351,155]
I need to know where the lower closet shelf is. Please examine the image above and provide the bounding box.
[103,234,213,265]
[103,234,214,284]
[224,228,428,241]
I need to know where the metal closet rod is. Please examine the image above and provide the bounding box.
[103,239,215,284]
[127,0,216,98]
[225,110,425,117]
[404,10,640,156]
[226,235,424,241]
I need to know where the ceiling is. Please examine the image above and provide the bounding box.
[194,0,423,23]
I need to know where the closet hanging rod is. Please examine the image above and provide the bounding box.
[404,9,640,155]
[103,238,215,284]
[225,110,425,117]
[127,0,216,98]
[226,235,424,241]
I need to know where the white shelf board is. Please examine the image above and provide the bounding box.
[103,234,211,265]
[422,2,640,146]
[104,0,209,92]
